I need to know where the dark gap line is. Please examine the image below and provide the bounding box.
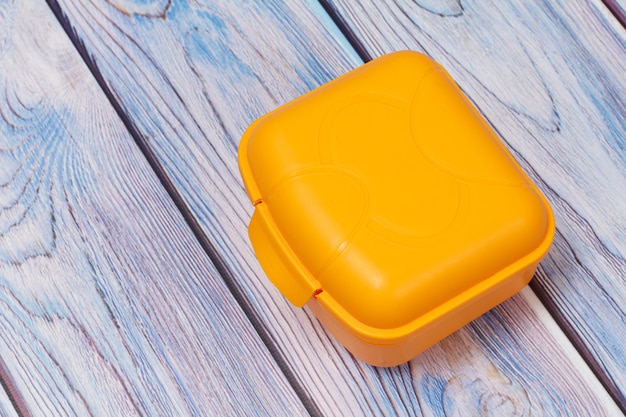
[40,0,626,415]
[318,0,373,62]
[602,0,626,28]
[489,112,626,412]
[44,1,322,416]
[0,357,32,417]
[320,0,626,410]
[530,278,626,412]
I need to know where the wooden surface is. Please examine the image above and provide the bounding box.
[0,385,19,417]
[0,0,624,415]
[322,0,626,406]
[0,0,308,415]
[604,0,626,22]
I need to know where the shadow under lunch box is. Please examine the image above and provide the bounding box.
[238,51,555,367]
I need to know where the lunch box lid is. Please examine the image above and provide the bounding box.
[238,51,554,339]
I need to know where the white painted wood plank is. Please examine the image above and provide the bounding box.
[324,0,626,406]
[412,288,619,416]
[48,0,624,415]
[0,386,19,417]
[604,0,626,22]
[0,0,308,415]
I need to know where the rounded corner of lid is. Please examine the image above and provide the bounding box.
[522,186,557,256]
[534,192,557,256]
[238,118,265,204]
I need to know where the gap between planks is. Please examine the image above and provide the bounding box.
[40,0,625,415]
[602,0,626,26]
[0,358,26,417]
[43,2,323,417]
[313,5,623,408]
[318,0,626,412]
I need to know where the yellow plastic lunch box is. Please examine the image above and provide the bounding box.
[238,51,555,367]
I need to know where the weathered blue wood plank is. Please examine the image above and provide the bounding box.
[323,0,626,408]
[0,0,308,415]
[604,0,626,24]
[46,0,623,415]
[0,385,18,417]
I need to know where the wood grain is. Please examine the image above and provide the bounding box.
[0,0,309,415]
[603,0,626,25]
[0,386,19,417]
[46,0,624,415]
[412,288,618,416]
[323,0,626,407]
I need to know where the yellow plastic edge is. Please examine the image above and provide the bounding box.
[238,117,263,205]
[310,191,555,364]
[239,51,557,365]
[240,116,320,306]
[248,203,319,307]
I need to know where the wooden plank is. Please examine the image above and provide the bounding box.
[0,0,309,415]
[322,0,626,407]
[0,385,19,417]
[413,288,619,416]
[603,0,626,25]
[47,0,624,415]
